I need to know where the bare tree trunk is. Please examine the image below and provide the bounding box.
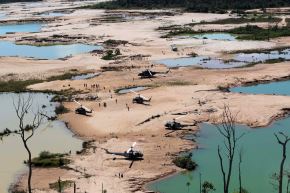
[23,140,32,193]
[218,146,227,193]
[199,173,202,193]
[287,177,289,193]
[274,132,290,193]
[238,150,243,193]
[279,145,286,193]
[215,105,244,193]
[13,94,45,193]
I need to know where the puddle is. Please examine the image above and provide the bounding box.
[156,48,290,69]
[71,72,101,80]
[193,33,236,41]
[117,86,148,94]
[0,23,42,35]
[0,41,102,59]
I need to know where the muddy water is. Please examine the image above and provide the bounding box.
[0,93,82,192]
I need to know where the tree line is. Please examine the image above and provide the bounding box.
[0,0,40,4]
[89,0,290,12]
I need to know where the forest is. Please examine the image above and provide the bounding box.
[0,0,39,3]
[87,0,290,12]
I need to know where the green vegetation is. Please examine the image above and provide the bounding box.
[200,15,281,25]
[173,153,197,170]
[202,181,216,193]
[49,180,74,191]
[161,27,199,38]
[29,151,70,167]
[54,103,69,114]
[164,25,290,41]
[0,0,40,3]
[81,0,290,12]
[46,72,84,82]
[102,49,121,60]
[0,70,90,93]
[228,25,290,40]
[0,79,43,93]
[103,39,128,46]
[165,80,192,86]
[263,58,286,64]
[11,191,26,193]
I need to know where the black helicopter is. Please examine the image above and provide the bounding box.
[104,142,143,168]
[165,115,196,134]
[131,90,151,105]
[138,69,170,79]
[74,100,93,116]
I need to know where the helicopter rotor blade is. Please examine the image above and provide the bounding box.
[148,70,153,77]
[73,99,82,106]
[175,114,188,120]
[132,142,136,148]
[127,142,137,153]
[140,95,149,100]
[74,100,92,112]
[130,90,139,95]
[126,147,132,153]
[130,90,149,100]
[129,160,134,168]
[82,105,92,112]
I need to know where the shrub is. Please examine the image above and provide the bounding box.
[30,151,70,167]
[173,154,197,170]
[54,103,69,114]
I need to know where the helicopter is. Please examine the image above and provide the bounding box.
[104,142,143,168]
[138,69,157,79]
[74,100,93,115]
[138,69,170,79]
[130,90,151,105]
[165,114,196,133]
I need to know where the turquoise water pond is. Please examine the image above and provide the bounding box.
[150,81,290,193]
[149,120,290,193]
[0,93,82,192]
[234,49,290,63]
[193,33,236,41]
[156,48,290,69]
[230,80,290,96]
[0,41,102,59]
[40,12,65,17]
[0,13,6,19]
[0,23,42,35]
[155,57,244,68]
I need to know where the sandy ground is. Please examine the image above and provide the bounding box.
[3,1,290,193]
[1,2,290,78]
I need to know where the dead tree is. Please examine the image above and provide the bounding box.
[274,132,290,193]
[215,105,244,193]
[13,94,45,193]
[238,149,243,193]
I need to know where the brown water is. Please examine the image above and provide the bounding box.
[0,93,82,192]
